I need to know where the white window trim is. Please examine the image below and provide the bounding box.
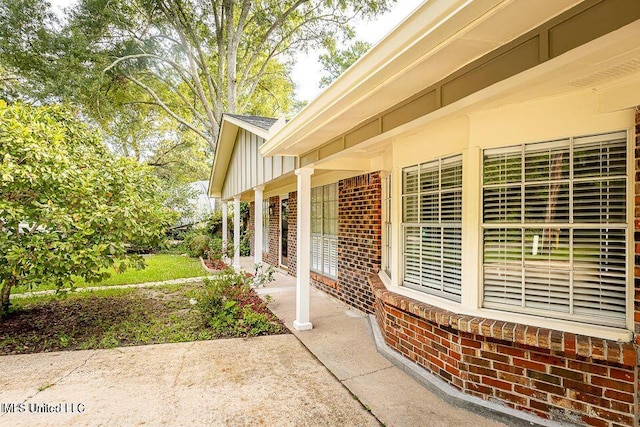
[401,155,463,301]
[384,128,634,343]
[481,131,628,327]
[382,173,393,277]
[311,183,338,279]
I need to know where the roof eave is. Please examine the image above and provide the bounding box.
[259,0,503,157]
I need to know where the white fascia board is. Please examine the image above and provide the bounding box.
[260,0,505,157]
[261,0,584,158]
[209,119,239,199]
[209,115,273,199]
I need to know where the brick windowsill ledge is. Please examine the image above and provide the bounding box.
[368,274,636,367]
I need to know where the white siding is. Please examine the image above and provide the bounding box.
[222,129,297,199]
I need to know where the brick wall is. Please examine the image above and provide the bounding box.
[311,172,382,314]
[287,191,297,277]
[370,275,638,426]
[264,196,280,267]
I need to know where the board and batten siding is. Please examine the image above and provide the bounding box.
[222,129,296,200]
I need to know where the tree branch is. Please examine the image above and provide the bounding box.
[122,74,211,144]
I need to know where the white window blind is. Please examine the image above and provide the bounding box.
[482,131,627,327]
[402,155,462,301]
[311,183,338,278]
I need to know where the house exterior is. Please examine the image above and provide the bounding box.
[209,1,640,425]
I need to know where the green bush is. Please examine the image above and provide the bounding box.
[186,234,212,258]
[196,269,282,337]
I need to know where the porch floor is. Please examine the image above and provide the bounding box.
[239,258,508,427]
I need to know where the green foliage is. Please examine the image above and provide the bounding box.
[184,229,230,261]
[205,209,227,237]
[0,102,176,315]
[0,0,394,155]
[251,263,275,288]
[185,232,213,258]
[319,39,372,88]
[197,268,282,337]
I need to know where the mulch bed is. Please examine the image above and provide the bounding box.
[0,284,288,356]
[203,258,228,270]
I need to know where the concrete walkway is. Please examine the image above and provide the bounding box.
[0,336,378,426]
[250,259,509,427]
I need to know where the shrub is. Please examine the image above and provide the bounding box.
[208,237,233,261]
[184,231,212,258]
[196,268,283,337]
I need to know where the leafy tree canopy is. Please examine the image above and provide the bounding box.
[0,0,394,152]
[319,39,371,88]
[0,101,176,315]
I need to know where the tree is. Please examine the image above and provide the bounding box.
[0,102,176,315]
[0,0,394,153]
[319,39,371,87]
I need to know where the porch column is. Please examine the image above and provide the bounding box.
[253,186,264,265]
[221,201,228,261]
[294,167,314,331]
[233,195,241,270]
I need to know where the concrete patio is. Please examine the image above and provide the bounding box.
[248,258,522,427]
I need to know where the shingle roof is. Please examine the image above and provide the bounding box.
[225,114,278,130]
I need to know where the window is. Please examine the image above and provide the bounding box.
[482,131,627,327]
[383,175,392,276]
[311,183,338,278]
[262,199,269,253]
[402,155,462,301]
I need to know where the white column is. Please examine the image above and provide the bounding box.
[253,186,264,265]
[221,201,228,260]
[233,195,241,270]
[461,147,481,309]
[293,168,314,331]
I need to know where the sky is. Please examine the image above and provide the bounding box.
[292,0,424,102]
[48,0,424,103]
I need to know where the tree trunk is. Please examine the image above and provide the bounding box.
[1,279,14,317]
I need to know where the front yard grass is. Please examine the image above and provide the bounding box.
[12,254,206,294]
[0,279,288,355]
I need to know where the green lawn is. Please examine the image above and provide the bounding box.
[13,254,206,294]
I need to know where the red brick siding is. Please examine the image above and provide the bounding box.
[370,276,638,426]
[287,191,297,277]
[311,172,382,314]
[264,196,280,267]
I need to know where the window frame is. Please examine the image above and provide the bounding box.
[311,183,338,279]
[480,131,629,328]
[383,173,392,277]
[401,154,463,302]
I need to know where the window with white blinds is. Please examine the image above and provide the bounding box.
[311,183,338,278]
[482,131,628,327]
[402,155,462,301]
[383,175,392,277]
[262,200,269,253]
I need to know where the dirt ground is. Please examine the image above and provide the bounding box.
[0,335,379,426]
